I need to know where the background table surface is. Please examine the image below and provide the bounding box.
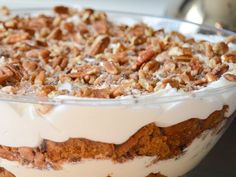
[1,1,235,177]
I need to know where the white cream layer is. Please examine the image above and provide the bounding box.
[0,119,228,177]
[0,75,236,147]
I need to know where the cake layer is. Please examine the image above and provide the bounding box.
[0,117,227,177]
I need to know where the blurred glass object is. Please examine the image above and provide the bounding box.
[166,0,236,32]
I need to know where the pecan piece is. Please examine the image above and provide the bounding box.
[138,70,157,92]
[0,64,23,84]
[112,52,128,65]
[212,64,229,77]
[168,47,192,56]
[0,66,14,84]
[174,55,192,62]
[26,49,42,59]
[213,42,229,55]
[93,20,109,34]
[189,58,203,74]
[37,85,56,97]
[22,61,38,72]
[34,70,46,85]
[205,42,214,58]
[1,86,17,94]
[77,22,89,35]
[194,78,207,85]
[6,64,23,81]
[205,72,218,82]
[88,35,110,56]
[53,6,69,15]
[102,61,119,74]
[162,79,180,88]
[142,60,160,73]
[223,53,236,63]
[129,24,146,37]
[68,65,100,78]
[48,27,62,40]
[63,22,74,33]
[51,57,68,70]
[80,8,94,24]
[136,49,156,67]
[4,33,30,44]
[79,88,110,98]
[224,73,236,82]
[170,31,186,41]
[39,49,51,62]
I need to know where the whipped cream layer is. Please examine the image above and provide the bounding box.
[0,119,229,177]
[0,76,236,147]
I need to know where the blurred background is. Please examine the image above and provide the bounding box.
[2,0,236,32]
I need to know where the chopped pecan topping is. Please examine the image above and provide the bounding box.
[0,6,234,98]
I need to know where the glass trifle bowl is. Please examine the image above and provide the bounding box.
[0,3,235,177]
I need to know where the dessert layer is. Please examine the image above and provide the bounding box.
[0,118,228,177]
[0,106,228,169]
[0,6,235,98]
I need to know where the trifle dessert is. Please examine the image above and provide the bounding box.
[0,5,235,177]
